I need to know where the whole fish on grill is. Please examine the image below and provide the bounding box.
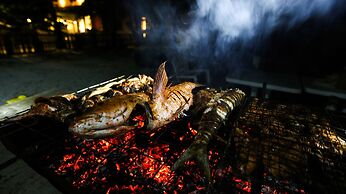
[172,88,245,181]
[147,62,200,130]
[69,93,150,138]
[68,62,200,138]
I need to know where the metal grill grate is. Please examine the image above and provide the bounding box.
[233,98,346,193]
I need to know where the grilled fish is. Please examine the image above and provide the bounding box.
[172,88,246,181]
[69,93,150,138]
[147,62,200,130]
[69,62,197,138]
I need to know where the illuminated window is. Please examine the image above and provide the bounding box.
[67,20,78,34]
[79,19,85,33]
[84,15,92,30]
[56,16,92,34]
[73,21,78,33]
[56,17,79,34]
[67,23,74,32]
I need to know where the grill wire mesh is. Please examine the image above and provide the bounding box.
[233,98,346,193]
[1,97,345,193]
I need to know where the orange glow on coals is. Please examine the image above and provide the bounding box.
[53,121,202,192]
[188,122,198,135]
[132,115,145,128]
[232,177,252,193]
[50,119,306,193]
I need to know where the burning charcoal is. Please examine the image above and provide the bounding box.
[14,95,343,193]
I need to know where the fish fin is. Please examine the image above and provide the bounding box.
[152,62,168,100]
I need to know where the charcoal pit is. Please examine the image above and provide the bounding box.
[1,97,345,193]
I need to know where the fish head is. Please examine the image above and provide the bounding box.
[69,93,152,138]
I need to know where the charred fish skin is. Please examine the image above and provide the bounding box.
[147,62,200,130]
[172,88,245,181]
[68,93,150,139]
[197,88,245,142]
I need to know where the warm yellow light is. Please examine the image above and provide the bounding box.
[84,15,92,30]
[62,20,78,34]
[19,45,24,53]
[0,46,6,54]
[73,21,78,33]
[143,32,147,38]
[141,17,147,31]
[67,23,74,32]
[57,18,63,23]
[79,19,85,33]
[49,26,55,31]
[76,0,85,6]
[59,0,66,7]
[27,18,32,23]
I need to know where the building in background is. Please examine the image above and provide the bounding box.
[0,0,137,56]
[0,0,189,56]
[53,0,103,34]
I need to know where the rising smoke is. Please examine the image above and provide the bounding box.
[130,0,344,71]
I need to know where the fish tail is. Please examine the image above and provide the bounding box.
[152,62,168,100]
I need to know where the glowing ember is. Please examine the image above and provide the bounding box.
[47,114,308,193]
[50,120,211,192]
[188,122,198,135]
[132,115,145,128]
[232,177,251,193]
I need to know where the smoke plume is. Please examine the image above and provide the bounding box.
[130,0,344,71]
